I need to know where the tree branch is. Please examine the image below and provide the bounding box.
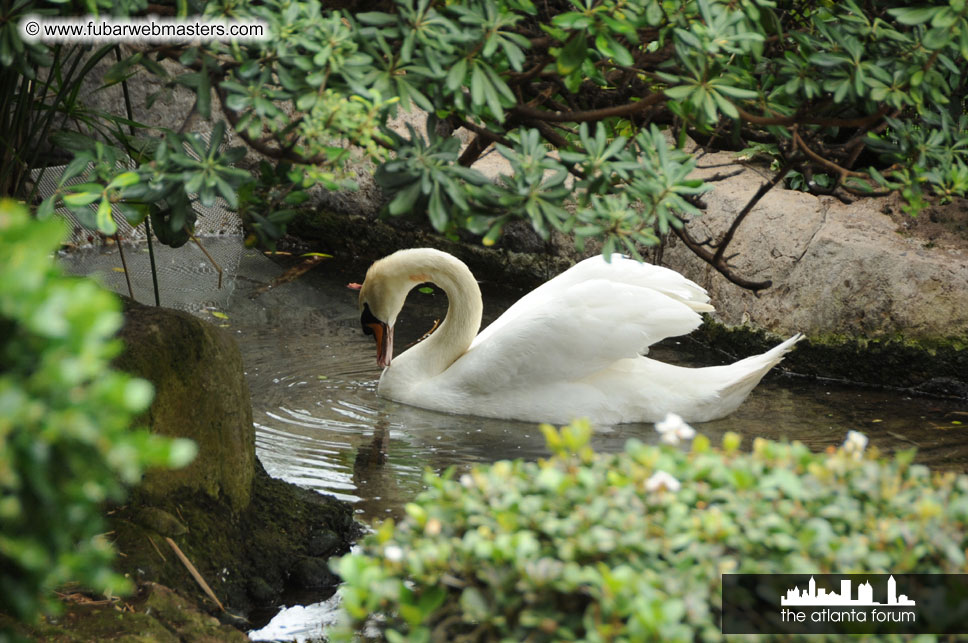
[792,129,866,180]
[736,106,887,129]
[455,117,517,166]
[672,224,773,291]
[710,158,794,267]
[510,92,664,123]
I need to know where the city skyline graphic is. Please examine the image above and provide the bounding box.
[781,576,916,607]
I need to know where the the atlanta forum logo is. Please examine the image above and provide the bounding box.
[780,575,916,624]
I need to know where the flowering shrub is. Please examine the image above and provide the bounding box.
[331,419,968,641]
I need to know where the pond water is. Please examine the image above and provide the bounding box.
[62,237,968,641]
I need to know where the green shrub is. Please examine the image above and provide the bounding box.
[10,0,967,288]
[331,420,968,642]
[0,200,196,626]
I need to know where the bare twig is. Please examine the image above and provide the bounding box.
[711,159,794,266]
[114,234,135,299]
[736,106,886,129]
[455,118,515,167]
[189,233,223,289]
[510,92,664,123]
[673,225,773,291]
[147,535,167,562]
[165,537,225,611]
[792,129,866,181]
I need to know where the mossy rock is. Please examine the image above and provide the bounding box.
[693,322,968,397]
[108,300,360,617]
[109,463,358,616]
[115,299,255,512]
[0,583,248,642]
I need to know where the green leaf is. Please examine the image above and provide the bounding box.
[117,202,148,226]
[95,198,117,235]
[711,90,739,119]
[102,53,141,86]
[557,33,587,76]
[58,156,93,187]
[470,63,486,107]
[888,6,941,25]
[357,12,399,26]
[63,191,102,208]
[388,181,422,216]
[714,84,758,100]
[50,130,98,154]
[106,172,139,190]
[459,587,489,621]
[664,85,694,100]
[427,186,447,231]
[36,196,56,220]
[445,57,468,92]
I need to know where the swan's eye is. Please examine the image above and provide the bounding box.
[361,302,380,335]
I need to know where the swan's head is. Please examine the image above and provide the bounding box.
[359,253,417,368]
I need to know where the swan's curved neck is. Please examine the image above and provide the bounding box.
[392,251,483,378]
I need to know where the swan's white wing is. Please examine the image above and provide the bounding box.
[472,254,712,348]
[448,277,706,391]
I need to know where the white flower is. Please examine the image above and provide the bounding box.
[843,430,869,459]
[384,545,404,562]
[645,470,681,493]
[655,413,696,445]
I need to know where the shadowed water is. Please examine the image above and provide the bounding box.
[61,238,968,641]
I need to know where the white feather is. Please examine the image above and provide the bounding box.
[359,249,802,425]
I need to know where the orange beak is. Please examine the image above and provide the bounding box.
[367,321,393,368]
[361,303,393,368]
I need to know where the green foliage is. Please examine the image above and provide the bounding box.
[0,200,196,626]
[7,0,968,256]
[330,420,968,641]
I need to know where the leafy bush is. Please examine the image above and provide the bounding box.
[0,200,196,626]
[331,421,968,641]
[7,0,968,288]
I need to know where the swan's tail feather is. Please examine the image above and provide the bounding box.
[686,301,716,314]
[678,333,802,422]
[714,332,803,403]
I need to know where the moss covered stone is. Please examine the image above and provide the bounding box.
[107,300,360,618]
[115,299,255,512]
[1,583,249,642]
[693,322,968,397]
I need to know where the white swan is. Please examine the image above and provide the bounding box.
[358,248,802,424]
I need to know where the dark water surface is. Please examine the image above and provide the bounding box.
[61,238,968,641]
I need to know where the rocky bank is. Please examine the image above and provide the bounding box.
[5,299,362,641]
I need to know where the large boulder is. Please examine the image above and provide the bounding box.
[110,299,360,617]
[115,300,255,512]
[664,157,968,343]
[652,156,968,393]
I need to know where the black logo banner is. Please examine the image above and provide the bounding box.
[722,574,968,634]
